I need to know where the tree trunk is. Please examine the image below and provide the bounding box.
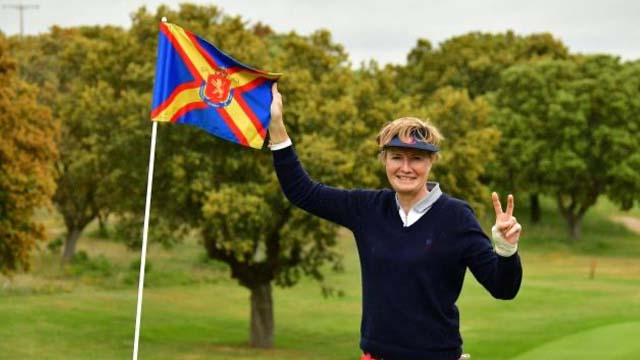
[97,211,109,237]
[530,193,541,224]
[62,228,82,262]
[556,194,587,241]
[568,215,581,240]
[249,282,274,348]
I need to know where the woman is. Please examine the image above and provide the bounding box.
[268,84,522,360]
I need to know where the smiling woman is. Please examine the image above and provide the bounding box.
[376,117,441,216]
[384,147,433,207]
[268,83,523,360]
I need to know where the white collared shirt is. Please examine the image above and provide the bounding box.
[395,182,442,227]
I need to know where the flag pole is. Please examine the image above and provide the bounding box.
[133,17,166,359]
[132,119,158,360]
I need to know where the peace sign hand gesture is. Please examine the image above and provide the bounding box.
[492,192,522,245]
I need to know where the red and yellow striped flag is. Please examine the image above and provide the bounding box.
[151,22,281,149]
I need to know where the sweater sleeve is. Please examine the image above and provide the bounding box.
[272,145,369,230]
[458,204,522,300]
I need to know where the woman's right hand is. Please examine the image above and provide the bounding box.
[269,83,289,144]
[491,192,521,245]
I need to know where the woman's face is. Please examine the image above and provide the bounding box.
[384,147,433,197]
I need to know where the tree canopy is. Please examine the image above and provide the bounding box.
[399,31,570,99]
[0,34,58,274]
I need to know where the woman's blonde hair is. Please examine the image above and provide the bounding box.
[376,117,443,162]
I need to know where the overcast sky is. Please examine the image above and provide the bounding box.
[1,0,638,65]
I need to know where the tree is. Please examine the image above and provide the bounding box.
[54,27,138,261]
[0,34,58,274]
[11,26,152,261]
[491,56,640,239]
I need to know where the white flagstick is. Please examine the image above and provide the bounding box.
[133,120,158,360]
[133,17,167,360]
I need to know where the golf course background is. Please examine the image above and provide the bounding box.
[2,196,639,360]
[3,2,640,359]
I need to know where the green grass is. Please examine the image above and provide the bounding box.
[0,288,137,359]
[512,322,640,360]
[1,199,640,359]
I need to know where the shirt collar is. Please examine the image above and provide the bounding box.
[395,182,442,213]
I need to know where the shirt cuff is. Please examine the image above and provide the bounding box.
[269,138,292,151]
[492,225,518,257]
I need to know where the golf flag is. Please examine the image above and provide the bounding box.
[150,22,281,149]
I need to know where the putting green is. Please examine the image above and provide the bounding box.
[511,321,640,360]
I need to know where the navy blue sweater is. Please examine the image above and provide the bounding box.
[273,146,522,360]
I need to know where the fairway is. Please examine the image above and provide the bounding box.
[512,322,640,360]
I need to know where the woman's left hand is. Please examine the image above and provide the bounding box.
[268,83,289,144]
[491,192,522,244]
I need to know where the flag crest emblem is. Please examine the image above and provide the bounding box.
[201,70,234,107]
[151,22,281,149]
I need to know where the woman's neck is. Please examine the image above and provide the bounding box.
[397,186,429,214]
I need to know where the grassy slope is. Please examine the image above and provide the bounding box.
[512,322,640,360]
[1,197,639,359]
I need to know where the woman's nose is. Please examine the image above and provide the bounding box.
[400,158,411,171]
